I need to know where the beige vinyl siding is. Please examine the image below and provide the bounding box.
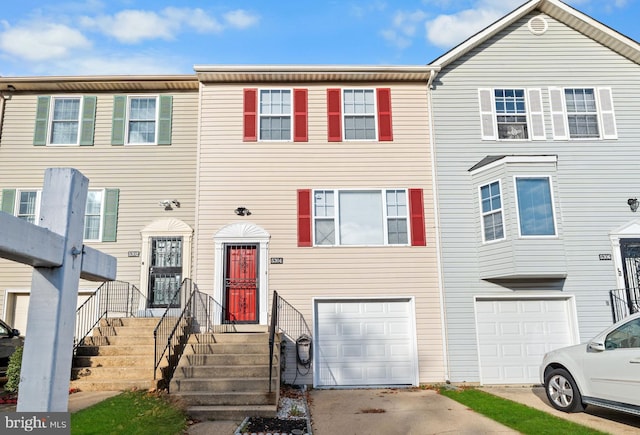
[0,91,198,314]
[433,13,640,382]
[196,82,445,384]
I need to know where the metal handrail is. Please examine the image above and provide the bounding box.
[610,287,640,323]
[268,291,312,391]
[74,281,147,349]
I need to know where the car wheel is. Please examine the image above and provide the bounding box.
[544,368,584,413]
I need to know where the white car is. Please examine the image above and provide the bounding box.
[540,311,640,416]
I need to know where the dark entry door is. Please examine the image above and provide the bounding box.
[148,237,183,308]
[619,239,640,315]
[224,244,258,323]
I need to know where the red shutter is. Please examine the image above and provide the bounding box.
[298,189,312,247]
[408,188,426,246]
[327,88,342,142]
[377,88,393,141]
[294,89,308,142]
[243,88,257,141]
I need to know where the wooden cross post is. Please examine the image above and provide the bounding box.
[0,168,116,412]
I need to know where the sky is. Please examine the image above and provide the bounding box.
[0,0,637,77]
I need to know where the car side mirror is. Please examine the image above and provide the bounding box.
[10,329,20,338]
[588,341,606,352]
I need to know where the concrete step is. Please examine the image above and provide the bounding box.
[185,404,277,421]
[93,326,158,337]
[73,355,158,368]
[171,377,275,393]
[71,366,154,381]
[175,364,274,379]
[183,353,271,366]
[68,379,157,392]
[75,344,154,357]
[189,332,270,344]
[101,317,165,328]
[171,391,276,406]
[81,335,156,346]
[189,343,268,355]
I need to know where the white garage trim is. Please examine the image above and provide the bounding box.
[313,297,419,388]
[474,294,579,385]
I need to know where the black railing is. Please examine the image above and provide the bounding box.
[74,281,147,349]
[610,287,640,323]
[268,291,312,392]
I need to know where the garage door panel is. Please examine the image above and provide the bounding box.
[476,298,574,384]
[316,299,416,387]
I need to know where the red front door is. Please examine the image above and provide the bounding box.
[224,244,258,323]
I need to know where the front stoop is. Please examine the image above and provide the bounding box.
[170,330,281,421]
[71,317,184,391]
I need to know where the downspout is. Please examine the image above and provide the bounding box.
[426,67,451,383]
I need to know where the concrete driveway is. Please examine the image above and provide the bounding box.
[308,388,518,435]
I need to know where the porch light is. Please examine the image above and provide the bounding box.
[234,207,251,216]
[628,198,639,212]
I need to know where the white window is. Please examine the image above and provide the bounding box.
[84,190,104,241]
[549,87,617,140]
[50,97,82,145]
[313,189,408,246]
[259,89,291,141]
[127,96,158,144]
[480,181,504,242]
[515,176,556,237]
[343,89,376,140]
[16,190,40,224]
[478,88,545,141]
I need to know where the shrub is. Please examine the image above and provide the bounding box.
[4,346,23,394]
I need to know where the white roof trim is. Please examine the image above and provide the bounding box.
[431,0,640,68]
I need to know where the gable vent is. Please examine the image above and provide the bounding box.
[528,16,548,35]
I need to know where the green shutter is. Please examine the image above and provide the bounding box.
[1,189,16,214]
[157,95,173,145]
[111,95,126,145]
[33,96,50,146]
[102,188,119,242]
[79,96,97,146]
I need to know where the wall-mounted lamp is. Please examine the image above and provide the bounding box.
[628,198,639,212]
[234,206,251,216]
[159,199,180,210]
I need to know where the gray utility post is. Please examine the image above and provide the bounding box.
[0,168,116,412]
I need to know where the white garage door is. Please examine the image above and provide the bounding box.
[7,292,93,335]
[476,298,576,384]
[314,298,417,387]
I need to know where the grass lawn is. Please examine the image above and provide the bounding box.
[70,390,188,435]
[439,387,607,435]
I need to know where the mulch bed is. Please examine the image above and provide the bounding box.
[241,416,307,434]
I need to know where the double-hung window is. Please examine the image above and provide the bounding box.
[515,176,556,237]
[478,88,544,141]
[50,97,82,144]
[343,89,376,140]
[494,89,528,139]
[128,96,158,144]
[480,181,504,242]
[326,88,393,142]
[16,190,40,224]
[564,88,599,138]
[84,190,104,241]
[312,189,408,246]
[259,90,291,140]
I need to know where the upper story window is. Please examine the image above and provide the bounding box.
[1,188,120,242]
[259,90,292,140]
[111,95,173,146]
[327,88,393,142]
[244,88,307,142]
[564,89,598,138]
[297,188,426,248]
[549,87,617,140]
[515,176,556,237]
[494,89,528,140]
[128,97,157,144]
[478,88,544,141]
[33,96,97,146]
[479,181,504,242]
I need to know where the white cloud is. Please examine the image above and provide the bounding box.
[382,9,428,50]
[223,10,260,29]
[0,22,91,61]
[424,0,522,49]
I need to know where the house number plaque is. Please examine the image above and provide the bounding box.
[270,257,284,264]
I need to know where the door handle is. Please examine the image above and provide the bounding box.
[630,359,640,364]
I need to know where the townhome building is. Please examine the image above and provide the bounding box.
[428,0,640,384]
[192,66,446,387]
[0,76,200,333]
